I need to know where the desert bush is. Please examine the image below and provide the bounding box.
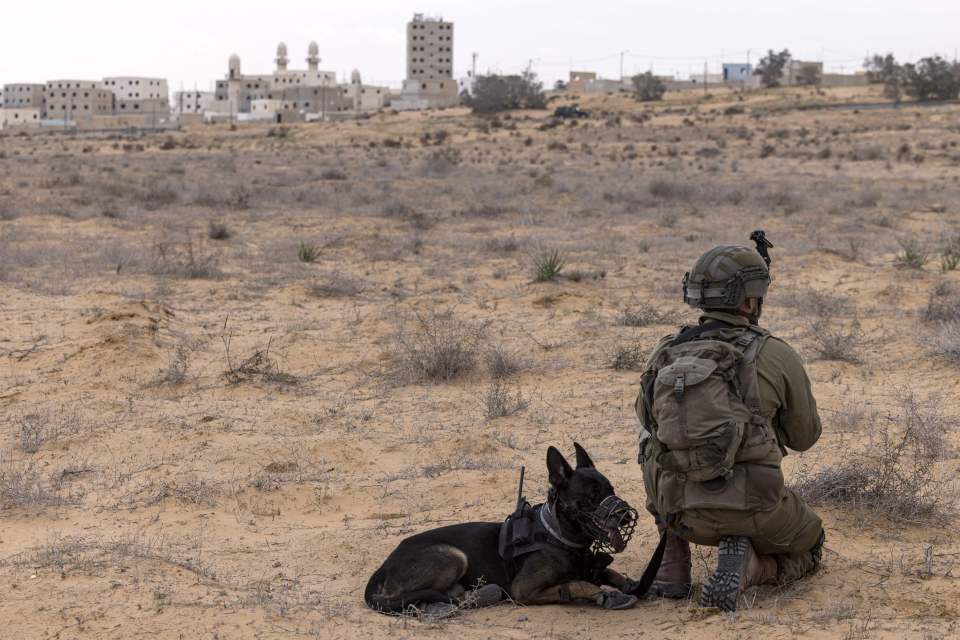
[222,338,299,387]
[17,411,82,454]
[533,249,565,282]
[632,72,666,102]
[934,321,960,363]
[267,127,290,138]
[648,178,694,201]
[0,455,72,509]
[483,381,528,420]
[620,306,679,327]
[422,147,462,176]
[923,282,960,322]
[864,53,903,101]
[151,240,220,279]
[611,343,645,370]
[138,181,179,210]
[486,344,525,379]
[308,272,366,298]
[464,71,546,113]
[320,169,347,180]
[208,221,231,240]
[807,319,864,363]
[792,393,956,522]
[895,237,929,269]
[940,234,960,272]
[154,344,192,386]
[298,242,321,263]
[388,311,484,383]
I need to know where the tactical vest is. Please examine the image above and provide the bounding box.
[641,323,785,516]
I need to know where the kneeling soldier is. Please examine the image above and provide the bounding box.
[634,244,825,611]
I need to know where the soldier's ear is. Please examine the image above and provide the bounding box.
[573,442,595,469]
[546,446,573,488]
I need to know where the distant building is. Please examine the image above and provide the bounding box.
[44,80,113,120]
[173,90,217,116]
[0,108,42,130]
[567,71,628,94]
[785,60,824,85]
[394,14,459,110]
[722,63,753,83]
[102,77,170,117]
[568,71,598,92]
[2,83,45,110]
[210,42,384,122]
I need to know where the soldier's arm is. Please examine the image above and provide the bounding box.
[758,337,822,452]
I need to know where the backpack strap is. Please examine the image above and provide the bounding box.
[671,321,730,347]
[735,327,770,417]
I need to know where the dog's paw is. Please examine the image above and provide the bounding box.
[423,602,458,618]
[596,589,638,610]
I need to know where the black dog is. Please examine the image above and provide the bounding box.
[365,443,643,615]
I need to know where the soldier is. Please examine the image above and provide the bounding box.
[634,244,825,612]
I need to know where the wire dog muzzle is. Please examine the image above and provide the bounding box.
[578,495,638,554]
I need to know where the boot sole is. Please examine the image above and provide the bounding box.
[648,581,693,600]
[699,536,752,612]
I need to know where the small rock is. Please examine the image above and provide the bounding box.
[517,614,528,622]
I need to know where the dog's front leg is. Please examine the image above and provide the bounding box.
[598,568,630,590]
[514,581,602,605]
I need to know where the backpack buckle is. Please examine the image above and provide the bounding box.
[673,374,685,401]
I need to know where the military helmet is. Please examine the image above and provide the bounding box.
[682,245,770,310]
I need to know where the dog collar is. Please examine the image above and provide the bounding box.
[540,502,587,550]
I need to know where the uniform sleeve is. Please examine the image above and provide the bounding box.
[757,337,822,452]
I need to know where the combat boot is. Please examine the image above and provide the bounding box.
[699,536,778,612]
[648,523,693,599]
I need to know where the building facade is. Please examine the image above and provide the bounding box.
[722,63,753,83]
[0,108,42,130]
[44,80,113,120]
[394,14,459,110]
[2,84,45,110]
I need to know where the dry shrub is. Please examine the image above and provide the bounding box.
[792,393,956,522]
[483,381,528,420]
[308,272,366,298]
[0,455,76,509]
[223,338,299,387]
[923,281,960,322]
[16,410,83,453]
[807,319,864,363]
[150,240,220,279]
[388,311,484,384]
[486,344,525,379]
[620,306,679,327]
[934,321,960,363]
[611,343,645,370]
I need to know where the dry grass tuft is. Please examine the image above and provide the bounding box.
[483,381,528,420]
[388,311,485,384]
[792,393,956,522]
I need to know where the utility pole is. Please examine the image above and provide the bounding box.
[704,60,708,97]
[620,51,625,81]
[471,52,478,77]
[746,49,752,89]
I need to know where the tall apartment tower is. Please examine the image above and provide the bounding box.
[395,13,459,110]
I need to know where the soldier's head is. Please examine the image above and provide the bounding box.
[682,245,770,321]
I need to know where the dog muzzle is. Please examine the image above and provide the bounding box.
[579,495,638,554]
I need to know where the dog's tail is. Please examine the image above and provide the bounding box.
[364,566,453,614]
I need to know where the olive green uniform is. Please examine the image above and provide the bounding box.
[636,311,824,583]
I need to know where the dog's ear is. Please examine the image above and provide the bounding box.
[573,442,595,469]
[547,446,573,488]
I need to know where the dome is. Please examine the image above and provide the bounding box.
[229,53,240,65]
[350,69,362,85]
[308,41,319,57]
[277,42,288,57]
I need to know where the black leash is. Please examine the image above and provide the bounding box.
[628,532,668,597]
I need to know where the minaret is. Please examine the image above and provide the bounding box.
[307,42,320,72]
[228,54,241,80]
[275,42,289,72]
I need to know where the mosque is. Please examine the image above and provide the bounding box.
[177,42,387,123]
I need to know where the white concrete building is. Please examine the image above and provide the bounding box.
[0,108,42,130]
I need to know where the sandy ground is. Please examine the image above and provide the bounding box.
[1,85,959,639]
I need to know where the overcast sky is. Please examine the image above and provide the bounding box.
[1,1,957,91]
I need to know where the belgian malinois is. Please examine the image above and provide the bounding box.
[365,443,644,615]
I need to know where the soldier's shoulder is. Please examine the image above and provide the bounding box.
[758,333,807,368]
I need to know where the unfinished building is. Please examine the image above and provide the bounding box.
[393,14,459,110]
